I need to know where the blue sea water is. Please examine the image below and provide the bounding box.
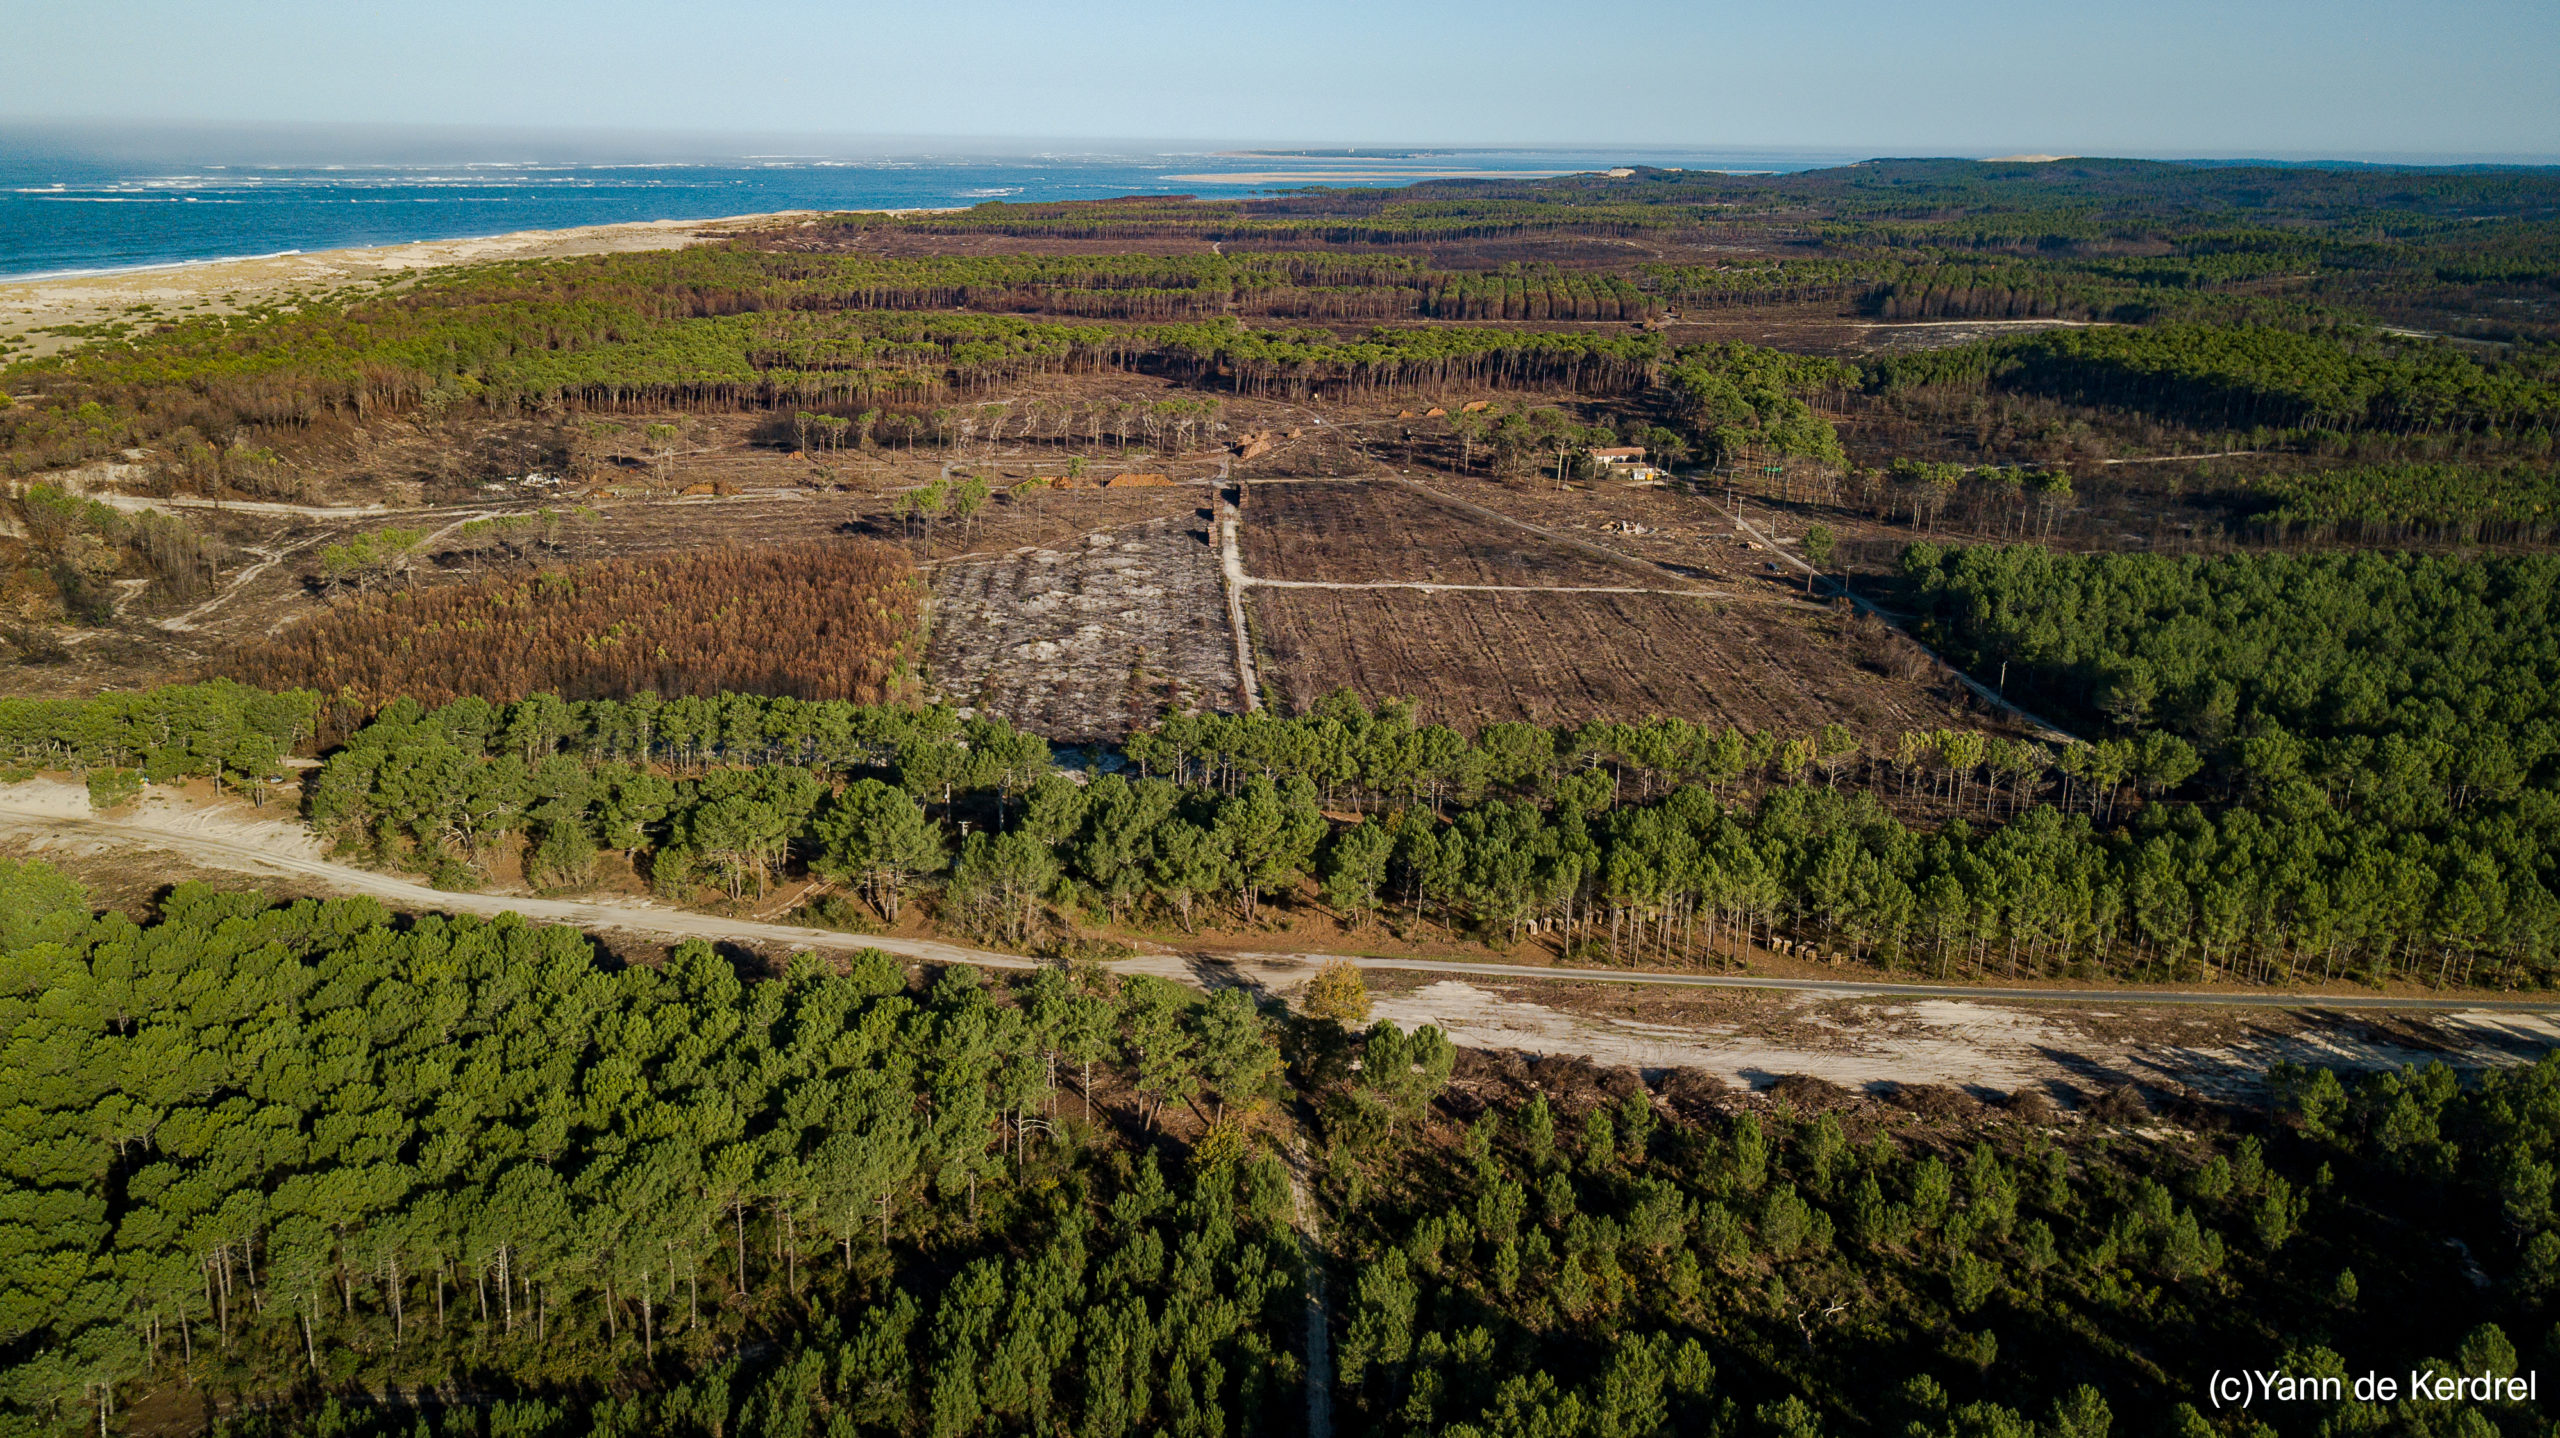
[0,129,1857,282]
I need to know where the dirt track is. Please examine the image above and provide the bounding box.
[1723,502,2083,743]
[4,778,2555,1102]
[0,778,1030,968]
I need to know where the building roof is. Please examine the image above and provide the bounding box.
[1587,446,1647,460]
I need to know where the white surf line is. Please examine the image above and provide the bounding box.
[1217,493,1263,712]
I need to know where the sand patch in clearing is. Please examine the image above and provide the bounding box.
[1370,979,2066,1091]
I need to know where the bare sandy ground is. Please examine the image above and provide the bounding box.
[928,517,1242,742]
[1361,977,2560,1102]
[1849,318,2111,355]
[7,775,2555,1103]
[0,209,827,361]
[0,776,1027,967]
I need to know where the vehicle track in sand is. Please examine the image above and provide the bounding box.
[4,779,2554,1101]
[1721,502,2083,744]
[1242,577,1729,598]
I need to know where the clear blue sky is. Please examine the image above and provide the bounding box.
[6,0,2556,159]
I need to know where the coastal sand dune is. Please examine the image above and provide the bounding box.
[2,207,886,360]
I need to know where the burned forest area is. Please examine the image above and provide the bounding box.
[7,157,2560,1438]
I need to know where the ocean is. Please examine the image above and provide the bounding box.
[0,130,1857,282]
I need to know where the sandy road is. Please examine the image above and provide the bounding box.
[6,777,2553,1014]
[1239,577,1732,599]
[1216,495,1265,711]
[82,493,401,520]
[1283,1141,1335,1438]
[4,779,2555,1097]
[0,780,1033,970]
[1208,949,2560,1014]
[1719,503,2083,744]
[58,466,569,638]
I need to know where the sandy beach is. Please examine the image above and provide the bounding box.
[0,208,833,361]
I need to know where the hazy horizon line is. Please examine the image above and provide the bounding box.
[5,119,2557,170]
